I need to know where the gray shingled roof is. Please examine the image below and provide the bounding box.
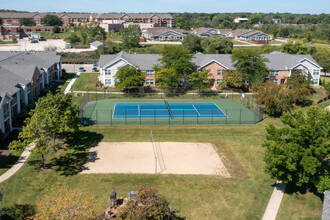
[323,191,330,220]
[99,51,322,72]
[0,66,26,98]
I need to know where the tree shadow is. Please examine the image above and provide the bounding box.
[51,130,103,176]
[1,203,36,220]
[282,182,324,201]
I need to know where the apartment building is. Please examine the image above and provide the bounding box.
[0,12,173,27]
[98,51,322,88]
[0,51,62,135]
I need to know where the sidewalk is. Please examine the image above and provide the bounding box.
[64,72,80,94]
[0,144,35,183]
[262,180,286,220]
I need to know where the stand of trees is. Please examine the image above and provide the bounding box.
[67,22,106,45]
[43,14,63,26]
[263,106,330,193]
[20,17,35,26]
[115,65,145,90]
[120,24,141,49]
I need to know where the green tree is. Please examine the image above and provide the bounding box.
[43,14,63,26]
[158,45,195,83]
[220,70,245,89]
[201,36,233,54]
[20,17,35,26]
[53,25,60,33]
[117,186,181,220]
[182,33,202,53]
[231,48,270,86]
[252,81,294,117]
[280,41,309,54]
[155,68,180,91]
[120,24,141,49]
[263,106,330,193]
[189,69,212,93]
[9,93,79,164]
[115,65,145,89]
[286,69,313,105]
[325,83,330,96]
[312,48,330,73]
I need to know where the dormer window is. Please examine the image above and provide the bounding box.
[313,69,320,75]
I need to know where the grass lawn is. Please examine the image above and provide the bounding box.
[0,40,17,44]
[276,184,323,220]
[232,40,249,45]
[0,120,278,219]
[38,31,74,40]
[72,72,101,91]
[321,76,330,84]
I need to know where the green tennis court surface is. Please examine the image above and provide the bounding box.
[80,98,262,125]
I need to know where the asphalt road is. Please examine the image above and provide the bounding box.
[62,64,94,72]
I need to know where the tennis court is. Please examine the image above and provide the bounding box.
[80,98,263,125]
[113,102,227,118]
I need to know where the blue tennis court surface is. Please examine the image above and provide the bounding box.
[113,103,227,118]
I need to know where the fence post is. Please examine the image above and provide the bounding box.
[211,109,214,124]
[110,109,112,125]
[96,110,98,124]
[225,109,228,125]
[182,110,184,125]
[197,109,199,125]
[239,109,242,124]
[140,109,141,125]
[154,110,156,125]
[125,109,127,125]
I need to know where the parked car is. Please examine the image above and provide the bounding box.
[93,61,98,67]
[39,37,46,41]
[92,67,99,72]
[30,39,38,43]
[52,36,60,39]
[78,67,86,72]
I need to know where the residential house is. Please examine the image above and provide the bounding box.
[0,51,62,135]
[192,28,221,37]
[98,51,322,89]
[236,30,271,41]
[90,41,104,50]
[142,27,189,41]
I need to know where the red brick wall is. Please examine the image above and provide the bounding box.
[202,62,227,87]
[142,70,156,86]
[270,70,290,85]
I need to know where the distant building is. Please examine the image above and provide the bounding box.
[272,19,281,24]
[123,22,156,29]
[142,27,188,41]
[90,41,104,50]
[233,18,249,23]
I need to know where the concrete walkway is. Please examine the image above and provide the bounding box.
[64,72,80,94]
[262,180,286,220]
[0,144,35,183]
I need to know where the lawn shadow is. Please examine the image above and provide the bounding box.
[52,130,103,176]
[1,203,36,220]
[282,182,324,201]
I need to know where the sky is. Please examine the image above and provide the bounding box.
[1,0,329,14]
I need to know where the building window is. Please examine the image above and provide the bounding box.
[272,71,279,76]
[146,79,154,85]
[313,79,318,84]
[105,79,111,85]
[272,79,278,84]
[313,69,320,75]
[217,79,223,84]
[105,69,111,75]
[217,70,222,75]
[146,70,154,76]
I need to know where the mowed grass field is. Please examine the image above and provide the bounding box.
[1,121,278,219]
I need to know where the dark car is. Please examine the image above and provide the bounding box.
[39,37,46,41]
[30,39,38,43]
[93,61,98,67]
[92,67,98,72]
[78,67,86,72]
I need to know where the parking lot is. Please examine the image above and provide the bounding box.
[62,64,94,72]
[0,38,95,52]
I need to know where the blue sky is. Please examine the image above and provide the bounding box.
[2,0,329,14]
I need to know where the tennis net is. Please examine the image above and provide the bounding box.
[164,99,173,118]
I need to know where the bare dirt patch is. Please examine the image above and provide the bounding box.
[81,142,230,177]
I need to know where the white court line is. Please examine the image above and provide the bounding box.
[212,102,228,118]
[192,104,201,116]
[112,103,117,119]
